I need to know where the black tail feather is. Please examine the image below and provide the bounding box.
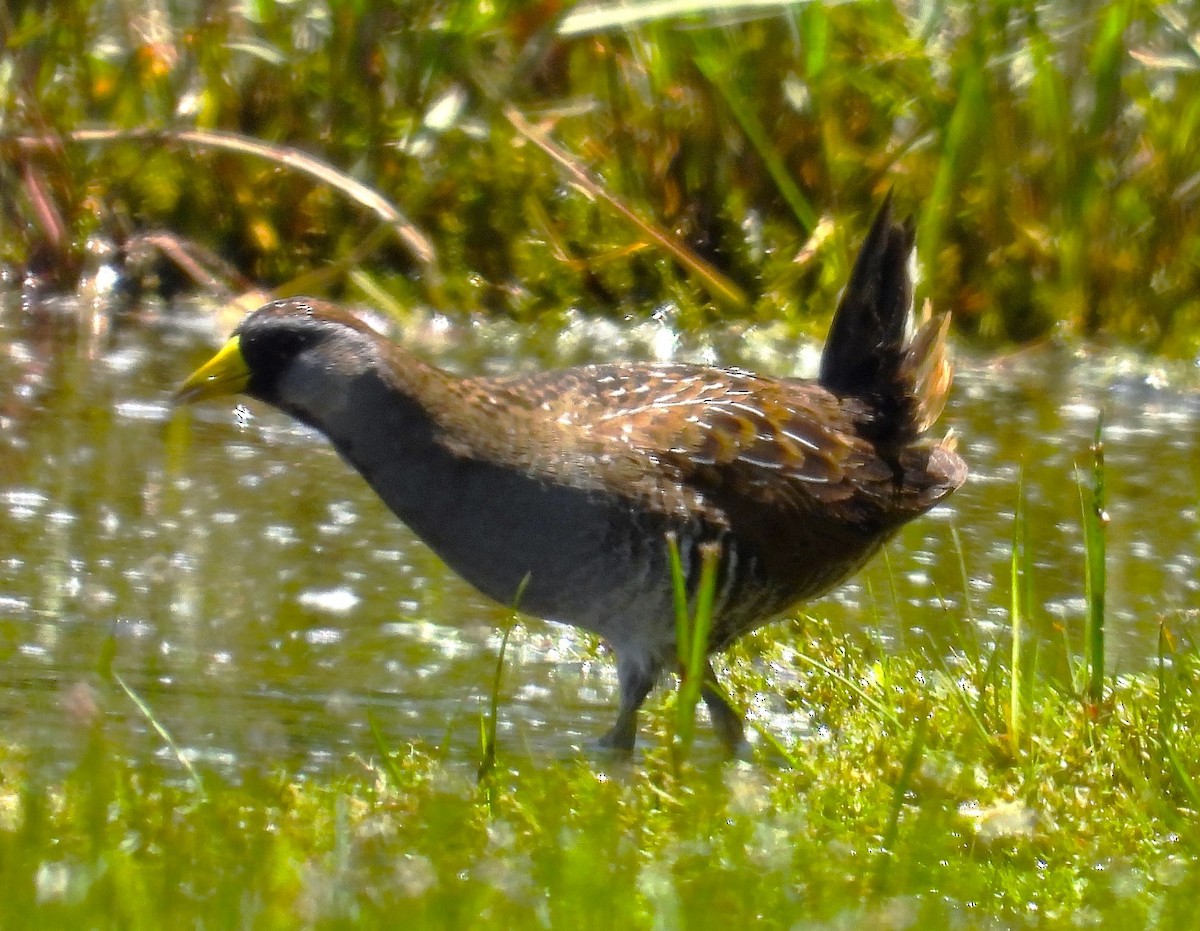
[818,192,913,400]
[818,195,952,452]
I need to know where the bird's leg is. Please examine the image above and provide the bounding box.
[598,654,658,752]
[700,662,747,753]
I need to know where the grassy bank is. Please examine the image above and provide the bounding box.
[2,614,1198,930]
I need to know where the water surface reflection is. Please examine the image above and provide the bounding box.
[1,299,1197,773]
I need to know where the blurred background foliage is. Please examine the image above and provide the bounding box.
[1,0,1199,353]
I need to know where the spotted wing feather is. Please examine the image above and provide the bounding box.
[443,363,882,516]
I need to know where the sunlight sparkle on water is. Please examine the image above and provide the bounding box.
[297,588,361,615]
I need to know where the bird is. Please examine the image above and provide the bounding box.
[174,196,966,752]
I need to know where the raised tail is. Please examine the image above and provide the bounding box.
[818,194,954,453]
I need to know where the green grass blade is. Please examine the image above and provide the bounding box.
[112,671,206,800]
[478,574,528,783]
[918,60,984,268]
[667,533,689,669]
[1009,474,1027,753]
[875,717,928,892]
[503,105,749,311]
[692,40,817,233]
[790,648,902,731]
[671,540,719,763]
[1156,624,1200,808]
[1080,416,1107,707]
[687,543,719,683]
[366,711,406,789]
[557,0,811,36]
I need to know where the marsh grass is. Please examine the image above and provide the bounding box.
[1156,625,1200,810]
[1080,417,1108,709]
[477,575,528,785]
[1008,475,1030,753]
[666,533,719,764]
[5,613,1198,928]
[3,1,1200,352]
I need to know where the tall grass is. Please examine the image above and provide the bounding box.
[1008,477,1029,752]
[1156,624,1200,808]
[3,1,1200,352]
[666,533,719,763]
[477,575,528,784]
[1080,417,1107,708]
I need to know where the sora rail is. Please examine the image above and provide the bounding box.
[175,197,966,751]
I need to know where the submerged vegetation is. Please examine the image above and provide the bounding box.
[2,0,1200,351]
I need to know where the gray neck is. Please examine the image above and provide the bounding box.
[270,358,461,543]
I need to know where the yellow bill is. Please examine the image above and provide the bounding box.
[174,336,250,404]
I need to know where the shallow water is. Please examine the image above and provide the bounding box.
[2,297,1198,773]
